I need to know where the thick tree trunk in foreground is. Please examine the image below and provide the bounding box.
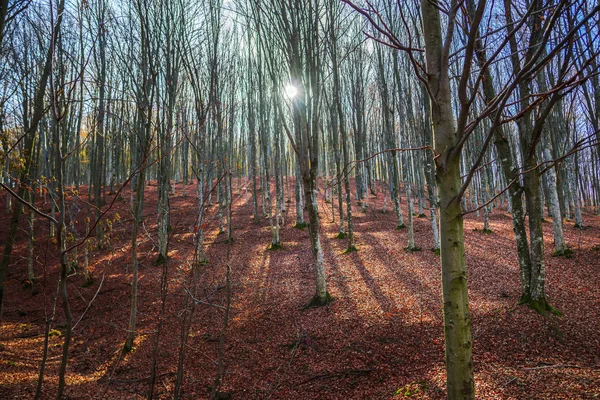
[437,151,474,400]
[421,0,474,397]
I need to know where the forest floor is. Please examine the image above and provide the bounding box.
[0,178,599,399]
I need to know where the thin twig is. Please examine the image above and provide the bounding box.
[73,273,105,331]
[523,364,583,371]
[183,287,226,310]
[500,377,518,387]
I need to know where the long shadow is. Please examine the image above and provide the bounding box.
[319,236,354,311]
[342,246,396,315]
[355,231,441,318]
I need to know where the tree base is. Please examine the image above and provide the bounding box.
[519,295,562,316]
[431,248,440,256]
[82,275,94,288]
[197,258,209,266]
[268,243,283,251]
[552,248,574,258]
[404,246,422,253]
[293,222,308,230]
[343,245,357,254]
[335,232,347,239]
[303,292,332,309]
[396,224,406,230]
[417,213,427,218]
[123,338,135,353]
[154,253,168,266]
[573,223,584,229]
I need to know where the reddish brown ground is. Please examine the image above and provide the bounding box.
[0,178,599,399]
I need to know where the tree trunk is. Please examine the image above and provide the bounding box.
[421,0,474,397]
[303,177,328,305]
[468,0,533,303]
[541,137,567,254]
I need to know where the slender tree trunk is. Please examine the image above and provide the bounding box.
[27,191,35,285]
[124,157,146,352]
[570,152,584,228]
[303,176,328,305]
[404,167,417,251]
[421,89,440,251]
[125,10,153,349]
[468,0,533,302]
[330,22,354,248]
[94,2,107,247]
[294,163,305,227]
[249,92,260,223]
[541,136,567,254]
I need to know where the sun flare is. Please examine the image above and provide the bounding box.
[284,84,298,99]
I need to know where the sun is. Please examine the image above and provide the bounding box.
[284,84,297,99]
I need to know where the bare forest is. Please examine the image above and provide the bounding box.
[0,0,599,399]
